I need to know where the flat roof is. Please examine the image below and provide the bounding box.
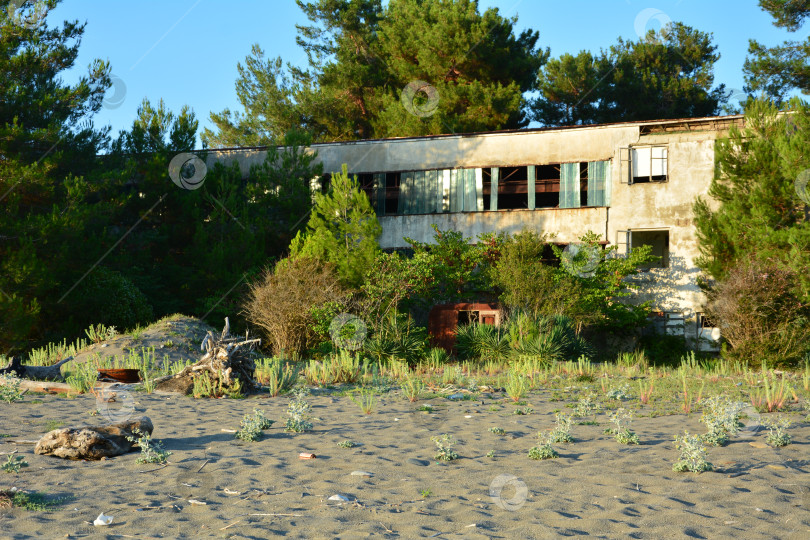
[204,114,746,154]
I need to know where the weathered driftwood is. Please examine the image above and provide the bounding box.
[35,416,153,460]
[152,317,260,394]
[0,355,74,381]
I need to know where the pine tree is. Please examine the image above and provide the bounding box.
[744,1,809,101]
[693,97,810,295]
[291,165,381,288]
[533,23,726,126]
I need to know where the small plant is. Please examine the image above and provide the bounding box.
[0,489,67,511]
[255,357,298,396]
[401,377,425,402]
[64,363,98,394]
[607,408,639,445]
[549,412,573,443]
[432,434,459,461]
[638,379,654,404]
[700,396,744,446]
[750,371,790,412]
[528,433,558,460]
[85,323,118,344]
[235,409,274,442]
[417,404,434,412]
[573,393,600,419]
[0,372,24,403]
[420,488,432,498]
[489,427,506,436]
[285,388,313,432]
[349,387,376,414]
[505,372,528,402]
[2,455,28,473]
[763,416,791,447]
[672,431,712,473]
[607,384,631,400]
[681,371,705,413]
[512,406,533,416]
[126,429,172,464]
[486,450,496,458]
[337,440,357,448]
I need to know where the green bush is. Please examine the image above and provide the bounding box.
[74,267,153,332]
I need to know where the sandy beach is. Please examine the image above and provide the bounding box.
[1,386,807,539]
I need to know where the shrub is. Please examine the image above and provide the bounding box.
[706,259,810,368]
[507,312,592,363]
[763,416,791,447]
[455,323,510,362]
[255,357,298,396]
[528,432,558,460]
[2,455,28,473]
[0,372,23,403]
[236,409,274,442]
[549,413,574,443]
[700,396,744,446]
[244,257,349,356]
[672,431,712,473]
[285,389,313,432]
[125,429,172,465]
[432,434,459,461]
[74,267,153,333]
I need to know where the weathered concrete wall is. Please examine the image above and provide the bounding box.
[379,207,609,248]
[205,125,640,176]
[206,120,730,343]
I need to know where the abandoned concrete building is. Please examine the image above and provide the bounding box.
[209,114,744,350]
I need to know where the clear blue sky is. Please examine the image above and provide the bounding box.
[48,0,808,147]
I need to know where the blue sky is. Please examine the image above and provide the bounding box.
[48,0,808,147]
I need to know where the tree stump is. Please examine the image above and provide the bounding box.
[152,318,260,394]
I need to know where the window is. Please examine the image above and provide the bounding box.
[625,145,668,183]
[630,229,669,269]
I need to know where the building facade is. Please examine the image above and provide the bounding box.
[209,115,742,349]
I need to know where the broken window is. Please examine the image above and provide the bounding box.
[629,145,668,183]
[631,229,669,269]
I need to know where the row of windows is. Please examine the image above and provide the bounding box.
[321,146,669,216]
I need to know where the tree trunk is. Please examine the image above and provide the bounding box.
[0,356,74,381]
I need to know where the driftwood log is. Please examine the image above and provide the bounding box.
[151,318,260,394]
[35,416,153,460]
[0,355,74,381]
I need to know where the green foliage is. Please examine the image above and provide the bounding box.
[700,396,744,446]
[205,0,547,144]
[744,1,809,101]
[672,431,712,473]
[534,22,726,125]
[2,455,28,474]
[349,387,376,414]
[0,372,24,403]
[504,373,528,402]
[285,389,314,432]
[64,362,98,394]
[255,357,299,396]
[492,230,656,331]
[126,429,172,465]
[290,165,381,288]
[84,324,118,344]
[431,433,459,461]
[235,409,275,442]
[455,323,510,363]
[401,377,425,402]
[549,413,574,443]
[763,416,792,447]
[528,433,558,460]
[507,313,592,363]
[608,408,640,445]
[694,99,810,289]
[489,427,506,436]
[363,311,427,367]
[337,440,357,448]
[74,268,153,338]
